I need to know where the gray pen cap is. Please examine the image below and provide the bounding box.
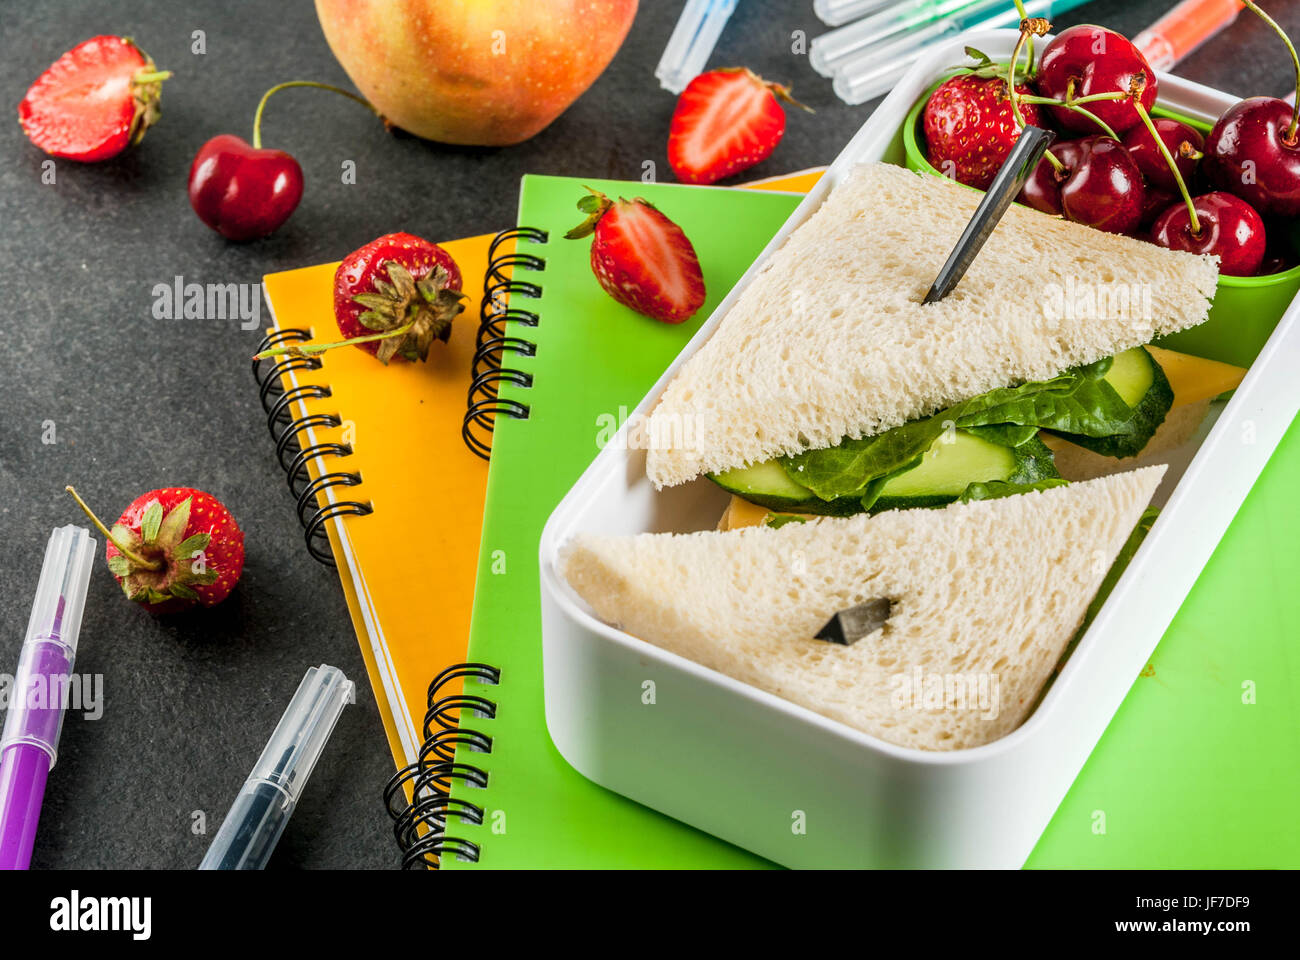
[250,664,355,804]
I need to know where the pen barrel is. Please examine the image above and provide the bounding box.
[0,637,75,767]
[0,745,52,870]
[198,781,294,870]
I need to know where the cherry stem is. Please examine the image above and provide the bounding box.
[1134,100,1199,235]
[65,485,164,571]
[1017,92,1123,140]
[1241,1,1300,142]
[1012,0,1034,70]
[253,320,416,360]
[252,81,381,149]
[1007,29,1031,127]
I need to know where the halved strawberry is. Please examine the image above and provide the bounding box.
[565,189,706,324]
[667,67,811,185]
[19,36,170,162]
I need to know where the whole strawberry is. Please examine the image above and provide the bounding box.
[923,74,1046,190]
[332,232,465,364]
[19,36,171,162]
[565,189,706,324]
[67,486,244,615]
[668,67,812,185]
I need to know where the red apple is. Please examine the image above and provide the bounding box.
[313,0,638,146]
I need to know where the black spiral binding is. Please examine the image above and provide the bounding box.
[462,226,547,459]
[251,327,374,566]
[383,662,500,869]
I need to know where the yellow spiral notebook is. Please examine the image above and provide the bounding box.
[258,234,494,768]
[254,170,826,775]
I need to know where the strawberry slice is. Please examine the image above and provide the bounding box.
[19,36,171,162]
[668,67,811,185]
[565,189,706,324]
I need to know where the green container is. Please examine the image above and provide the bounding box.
[901,85,1300,369]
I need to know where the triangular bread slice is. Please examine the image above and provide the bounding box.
[642,163,1217,487]
[560,466,1165,751]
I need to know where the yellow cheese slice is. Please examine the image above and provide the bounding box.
[1147,346,1246,407]
[717,496,772,531]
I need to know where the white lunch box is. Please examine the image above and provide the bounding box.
[537,30,1300,869]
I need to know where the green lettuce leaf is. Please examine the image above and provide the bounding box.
[764,513,809,529]
[779,358,1137,502]
[958,478,1070,503]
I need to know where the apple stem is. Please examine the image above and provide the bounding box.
[1134,99,1199,236]
[253,320,416,361]
[252,81,382,149]
[1241,1,1300,142]
[65,485,164,571]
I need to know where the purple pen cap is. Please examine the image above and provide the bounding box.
[0,525,96,768]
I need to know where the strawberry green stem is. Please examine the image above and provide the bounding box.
[1241,1,1300,142]
[252,81,381,149]
[133,69,172,84]
[65,485,164,571]
[253,320,416,360]
[1133,99,1199,235]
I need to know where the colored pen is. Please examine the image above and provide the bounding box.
[1134,0,1243,72]
[198,664,353,870]
[0,525,96,871]
[815,0,896,27]
[811,0,1004,76]
[655,0,740,93]
[831,0,1087,105]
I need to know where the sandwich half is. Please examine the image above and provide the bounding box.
[641,162,1219,498]
[561,467,1165,751]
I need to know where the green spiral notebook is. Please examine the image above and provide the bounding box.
[433,171,1299,870]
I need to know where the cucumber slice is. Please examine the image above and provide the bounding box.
[871,432,1058,511]
[709,459,816,511]
[711,431,1060,516]
[1052,346,1173,459]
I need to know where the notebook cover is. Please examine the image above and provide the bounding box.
[262,233,494,770]
[448,175,809,868]
[448,171,1299,869]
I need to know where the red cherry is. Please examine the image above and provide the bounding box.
[1149,191,1267,277]
[1122,118,1204,193]
[1140,185,1177,228]
[187,134,304,242]
[1203,97,1300,218]
[1020,136,1146,234]
[1035,25,1158,136]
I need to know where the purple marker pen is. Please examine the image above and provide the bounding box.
[0,525,96,870]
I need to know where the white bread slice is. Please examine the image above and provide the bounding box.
[560,466,1165,751]
[642,163,1217,487]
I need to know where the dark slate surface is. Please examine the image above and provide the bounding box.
[0,0,1294,870]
